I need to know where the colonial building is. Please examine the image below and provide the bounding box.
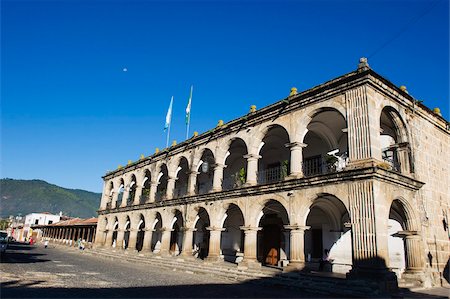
[40,217,98,248]
[94,58,449,288]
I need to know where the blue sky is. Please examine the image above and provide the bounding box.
[2,0,449,192]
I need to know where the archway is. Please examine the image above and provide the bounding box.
[156,164,168,201]
[141,170,151,204]
[196,149,215,194]
[136,215,145,251]
[123,216,131,249]
[193,207,210,259]
[257,200,289,266]
[151,213,163,253]
[380,107,410,173]
[117,179,125,206]
[304,195,351,273]
[258,125,290,184]
[105,182,114,209]
[127,175,137,206]
[170,210,184,255]
[112,218,119,248]
[302,109,347,176]
[174,157,189,197]
[221,204,245,263]
[223,138,248,190]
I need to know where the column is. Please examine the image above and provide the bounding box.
[244,154,261,186]
[105,230,114,247]
[240,226,261,267]
[399,232,424,272]
[133,185,143,205]
[166,177,176,200]
[187,172,198,195]
[141,229,155,252]
[116,229,125,250]
[159,228,173,256]
[284,225,309,270]
[397,145,411,174]
[212,164,225,192]
[181,228,196,257]
[120,188,130,207]
[111,192,118,209]
[286,142,307,178]
[148,181,158,203]
[127,229,138,251]
[206,227,225,261]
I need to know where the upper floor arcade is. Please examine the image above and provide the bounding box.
[99,58,448,212]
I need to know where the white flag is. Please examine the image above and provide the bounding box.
[164,96,173,131]
[185,85,193,124]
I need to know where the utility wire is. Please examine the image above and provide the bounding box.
[368,0,443,59]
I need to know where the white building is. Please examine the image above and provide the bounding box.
[18,212,62,241]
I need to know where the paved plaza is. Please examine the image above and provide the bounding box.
[1,242,448,298]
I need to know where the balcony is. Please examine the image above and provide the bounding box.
[303,154,348,177]
[257,166,287,184]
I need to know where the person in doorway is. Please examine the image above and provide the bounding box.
[319,249,330,271]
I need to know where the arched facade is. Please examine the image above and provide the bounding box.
[95,60,449,288]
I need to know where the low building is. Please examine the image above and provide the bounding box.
[40,218,97,248]
[14,212,63,241]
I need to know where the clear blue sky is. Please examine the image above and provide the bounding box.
[2,0,449,192]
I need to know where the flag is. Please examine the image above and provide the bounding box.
[185,85,193,124]
[164,96,173,131]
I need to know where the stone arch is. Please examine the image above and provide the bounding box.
[116,178,125,206]
[380,106,411,173]
[136,213,146,251]
[156,163,169,201]
[301,108,348,177]
[304,194,351,273]
[151,212,163,253]
[111,216,119,248]
[196,148,215,194]
[123,215,131,249]
[193,207,211,259]
[169,209,184,255]
[174,156,189,198]
[140,169,152,204]
[220,203,245,263]
[126,174,137,206]
[256,199,290,266]
[223,137,248,190]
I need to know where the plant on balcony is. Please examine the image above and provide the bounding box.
[238,167,246,185]
[281,160,289,178]
[377,161,392,170]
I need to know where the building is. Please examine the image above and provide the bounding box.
[12,212,62,241]
[93,58,449,289]
[40,217,98,248]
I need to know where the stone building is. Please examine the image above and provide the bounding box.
[94,58,449,288]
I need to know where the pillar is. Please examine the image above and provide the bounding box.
[116,229,125,250]
[212,164,225,192]
[148,181,158,203]
[133,185,143,205]
[187,172,198,195]
[111,192,118,209]
[284,225,309,270]
[105,230,114,247]
[181,228,196,257]
[244,154,261,186]
[286,142,307,178]
[159,228,173,256]
[240,226,261,267]
[141,229,154,252]
[398,232,424,272]
[166,177,176,200]
[206,227,225,261]
[397,145,411,174]
[120,188,130,207]
[127,229,138,251]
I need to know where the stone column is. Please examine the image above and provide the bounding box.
[181,228,196,257]
[159,228,173,256]
[397,232,424,272]
[212,164,225,192]
[133,185,143,205]
[166,177,176,200]
[397,145,411,174]
[111,192,118,209]
[187,172,198,195]
[284,225,309,270]
[286,142,307,178]
[206,227,225,261]
[120,188,130,207]
[127,229,138,251]
[141,229,155,252]
[148,181,158,203]
[244,154,261,186]
[105,230,114,247]
[240,226,262,267]
[116,229,125,250]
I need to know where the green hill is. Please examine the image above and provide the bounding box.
[0,179,101,218]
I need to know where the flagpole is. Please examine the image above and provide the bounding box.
[166,119,171,148]
[165,96,174,148]
[185,85,193,140]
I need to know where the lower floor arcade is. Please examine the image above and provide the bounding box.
[95,177,432,286]
[41,218,98,249]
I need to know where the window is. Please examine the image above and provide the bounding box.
[34,219,39,225]
[48,220,53,225]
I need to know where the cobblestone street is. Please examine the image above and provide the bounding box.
[1,242,331,298]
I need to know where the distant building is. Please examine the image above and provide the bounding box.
[13,212,62,241]
[94,58,449,289]
[40,217,98,248]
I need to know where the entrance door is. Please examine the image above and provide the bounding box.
[262,224,281,266]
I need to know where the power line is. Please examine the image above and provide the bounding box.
[368,0,443,59]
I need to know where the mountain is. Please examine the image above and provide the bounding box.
[0,179,101,218]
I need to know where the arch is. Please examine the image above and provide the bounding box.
[304,194,351,273]
[123,215,131,249]
[223,138,248,190]
[140,169,152,204]
[257,199,290,266]
[174,156,189,198]
[302,108,348,177]
[221,203,245,263]
[170,210,184,255]
[136,214,146,251]
[156,164,169,201]
[196,149,215,195]
[193,207,211,259]
[151,212,163,253]
[257,125,291,184]
[127,175,137,206]
[111,217,119,248]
